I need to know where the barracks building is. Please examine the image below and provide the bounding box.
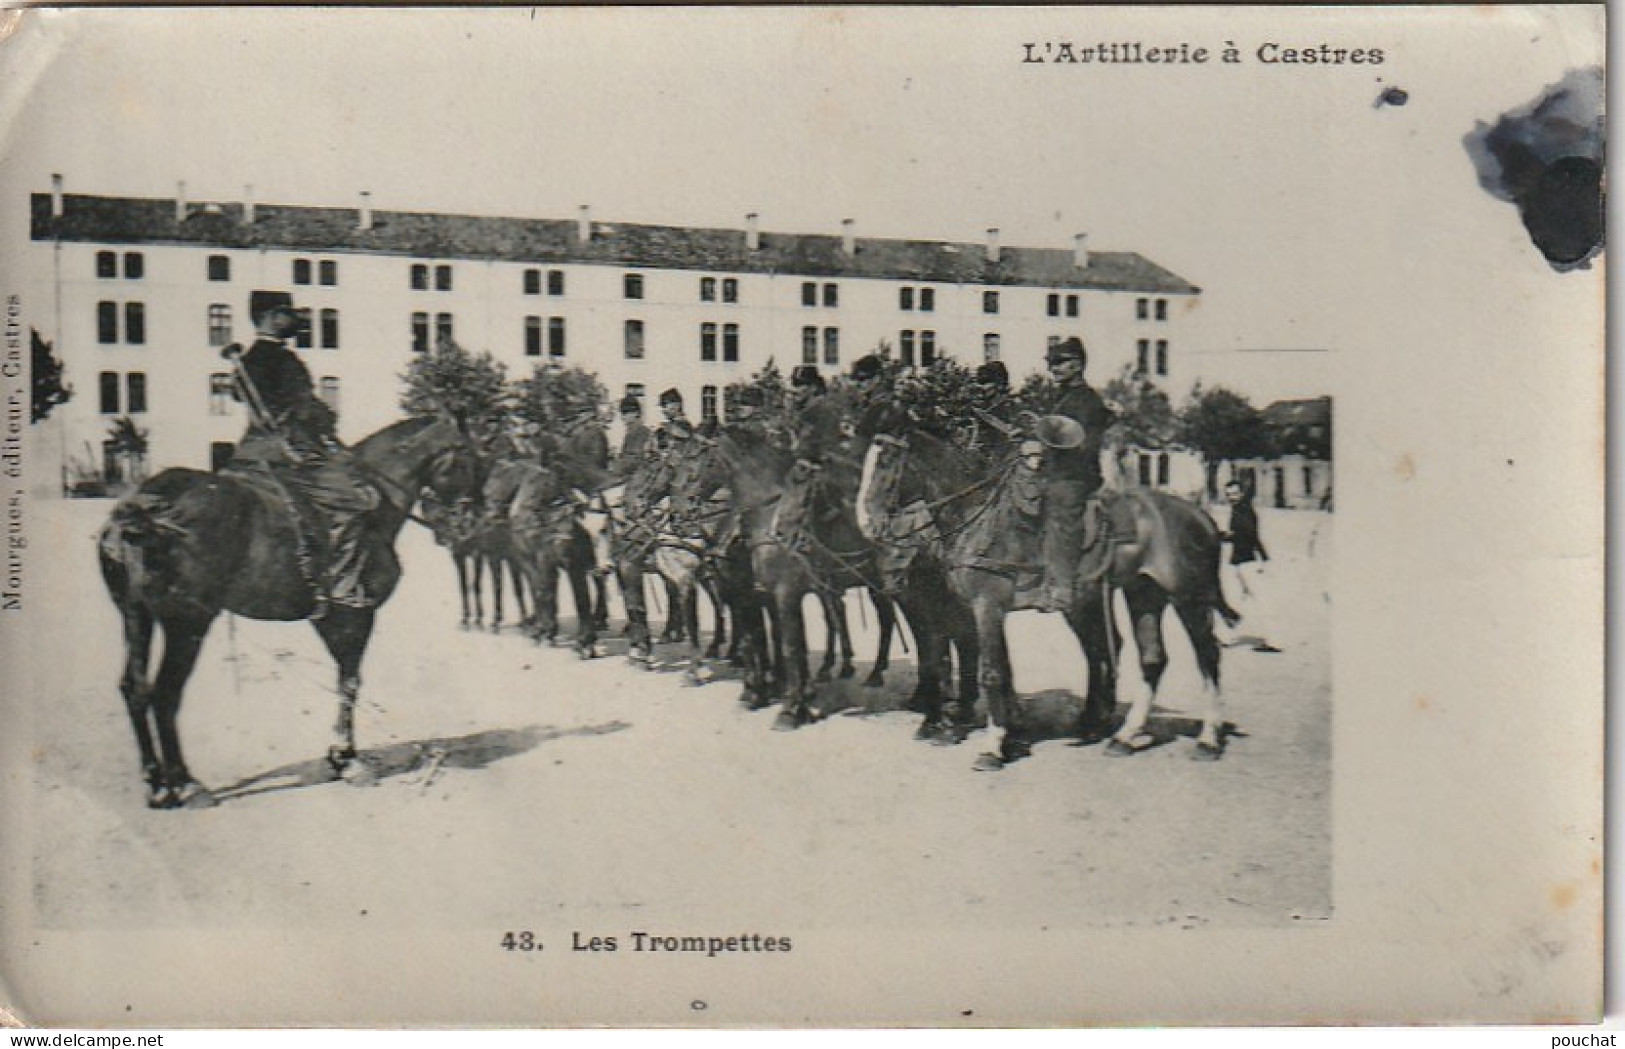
[28,176,1200,488]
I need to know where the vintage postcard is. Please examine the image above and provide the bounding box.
[0,4,1603,1028]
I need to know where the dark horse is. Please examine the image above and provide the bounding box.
[775,449,981,743]
[671,432,898,729]
[98,416,471,808]
[855,427,1238,769]
[492,459,609,655]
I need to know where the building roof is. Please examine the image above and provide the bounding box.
[1263,397,1332,428]
[31,192,1201,295]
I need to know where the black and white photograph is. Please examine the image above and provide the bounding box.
[0,5,1602,1028]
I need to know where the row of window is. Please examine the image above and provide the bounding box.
[98,371,145,414]
[800,326,841,366]
[1136,297,1170,322]
[95,252,143,280]
[202,372,340,415]
[1136,338,1170,377]
[96,302,145,345]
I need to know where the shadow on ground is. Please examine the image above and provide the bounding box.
[212,721,631,804]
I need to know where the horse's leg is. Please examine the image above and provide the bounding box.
[510,556,532,628]
[1174,597,1227,759]
[313,606,378,782]
[621,562,652,665]
[535,556,561,644]
[681,576,705,686]
[592,570,611,632]
[117,600,163,801]
[660,575,684,643]
[1066,581,1121,743]
[148,614,219,808]
[771,587,812,729]
[814,592,840,684]
[834,590,856,680]
[1108,578,1169,755]
[703,574,727,659]
[568,561,600,658]
[969,585,1025,771]
[470,552,486,628]
[453,553,470,628]
[865,588,896,687]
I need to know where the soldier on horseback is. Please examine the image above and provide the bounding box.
[222,290,382,618]
[1029,336,1114,614]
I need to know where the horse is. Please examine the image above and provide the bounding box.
[420,478,529,632]
[97,415,473,808]
[855,426,1238,769]
[671,431,895,729]
[775,448,982,742]
[493,459,607,655]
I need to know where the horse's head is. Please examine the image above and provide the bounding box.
[855,433,911,540]
[666,437,727,521]
[355,415,474,515]
[570,490,617,577]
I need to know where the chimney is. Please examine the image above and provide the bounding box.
[986,227,1001,264]
[841,218,855,256]
[243,185,256,225]
[1073,232,1090,269]
[358,190,373,231]
[174,180,188,223]
[745,212,760,252]
[49,173,63,219]
[577,204,592,244]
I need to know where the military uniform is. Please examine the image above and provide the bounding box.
[1038,339,1113,610]
[225,291,379,613]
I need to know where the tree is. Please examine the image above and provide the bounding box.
[399,337,509,443]
[511,363,606,431]
[726,357,788,413]
[1177,383,1277,500]
[104,416,149,485]
[30,329,71,423]
[1101,365,1177,482]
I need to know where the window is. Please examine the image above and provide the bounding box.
[701,385,718,424]
[822,283,838,307]
[899,331,916,368]
[722,279,738,303]
[801,282,817,307]
[294,308,312,349]
[1155,339,1168,376]
[318,377,340,413]
[624,273,644,300]
[209,373,235,416]
[524,269,541,295]
[548,317,566,357]
[624,319,645,359]
[207,255,230,282]
[983,333,1001,361]
[1303,465,1315,496]
[411,312,429,353]
[919,331,936,367]
[1155,298,1168,321]
[320,309,340,350]
[722,323,739,363]
[319,260,338,287]
[97,301,117,344]
[525,317,543,357]
[410,264,429,290]
[1136,339,1150,375]
[700,322,718,362]
[126,372,147,414]
[124,303,146,345]
[435,312,454,347]
[210,442,235,472]
[1138,453,1153,487]
[625,383,646,401]
[1065,294,1078,318]
[123,253,144,280]
[207,304,232,347]
[1157,453,1170,487]
[801,326,818,365]
[96,252,116,280]
[547,270,565,296]
[435,265,453,292]
[292,258,312,285]
[919,288,935,312]
[823,327,839,365]
[1136,298,1149,321]
[700,277,717,302]
[1046,293,1060,317]
[983,290,999,314]
[899,287,914,311]
[99,372,119,414]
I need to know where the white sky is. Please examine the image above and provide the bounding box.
[0,5,1604,403]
